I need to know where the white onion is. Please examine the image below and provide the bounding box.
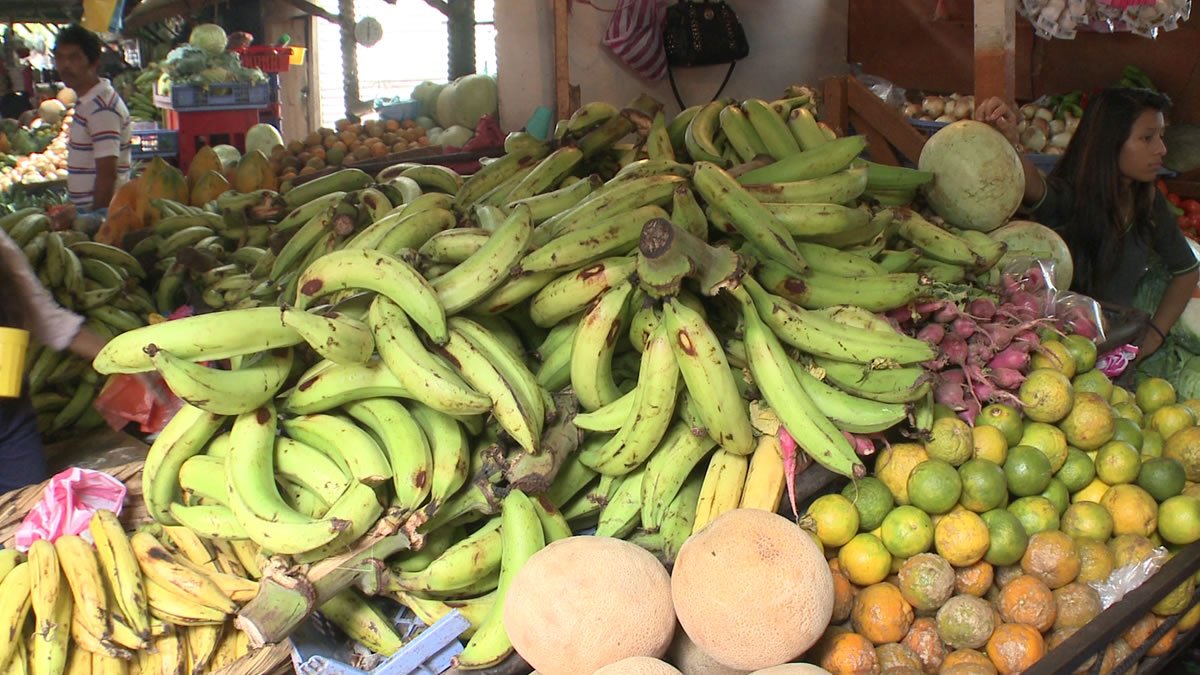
[923,96,946,117]
[953,99,973,120]
[1049,119,1066,135]
[1034,107,1055,122]
[1021,126,1048,152]
[1020,104,1039,120]
[935,114,956,124]
[903,102,922,118]
[1050,131,1073,149]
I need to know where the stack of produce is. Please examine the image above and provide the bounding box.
[411,73,499,148]
[269,117,430,179]
[0,509,280,672]
[113,65,165,125]
[1159,179,1200,242]
[0,115,70,195]
[0,208,152,437]
[903,91,1083,155]
[156,24,266,99]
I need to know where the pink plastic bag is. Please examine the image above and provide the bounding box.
[603,0,669,81]
[1098,344,1140,378]
[13,467,127,551]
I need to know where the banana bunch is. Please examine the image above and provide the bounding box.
[0,510,262,674]
[114,67,164,124]
[1,208,152,437]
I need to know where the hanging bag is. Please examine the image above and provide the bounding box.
[662,0,750,108]
[604,0,671,82]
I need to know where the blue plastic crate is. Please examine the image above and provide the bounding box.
[130,129,178,160]
[376,99,421,123]
[291,601,471,675]
[154,82,270,112]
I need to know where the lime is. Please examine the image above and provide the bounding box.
[1095,441,1141,485]
[1111,385,1133,406]
[1137,377,1177,415]
[876,443,930,505]
[1009,496,1061,535]
[880,505,935,558]
[1149,404,1198,442]
[1114,402,1145,426]
[978,403,1025,447]
[804,494,860,548]
[981,508,1029,566]
[1021,368,1075,423]
[958,459,1008,513]
[842,477,895,532]
[1137,457,1187,502]
[908,459,963,515]
[1063,334,1099,374]
[1112,417,1145,452]
[1061,501,1114,541]
[1073,368,1113,400]
[1158,495,1200,545]
[1005,445,1053,497]
[1041,478,1071,515]
[1142,430,1165,458]
[1032,341,1077,379]
[927,417,974,466]
[1057,448,1097,493]
[1019,422,1069,472]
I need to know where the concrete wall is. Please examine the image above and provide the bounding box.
[495,0,850,132]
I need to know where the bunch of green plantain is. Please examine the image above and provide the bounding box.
[78,86,1022,669]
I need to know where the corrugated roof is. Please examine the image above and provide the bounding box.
[0,0,81,24]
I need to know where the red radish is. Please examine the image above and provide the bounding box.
[952,317,978,339]
[778,428,802,518]
[942,333,969,366]
[934,304,960,324]
[917,323,947,345]
[990,367,1027,390]
[915,300,948,316]
[968,297,997,320]
[959,397,981,425]
[842,431,877,457]
[988,347,1030,371]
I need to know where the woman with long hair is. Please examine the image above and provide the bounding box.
[0,229,108,493]
[976,89,1199,362]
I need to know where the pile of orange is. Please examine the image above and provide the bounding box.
[271,118,430,180]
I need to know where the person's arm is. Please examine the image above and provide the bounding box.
[0,230,84,351]
[1140,268,1199,359]
[92,155,118,212]
[66,326,107,362]
[974,97,1045,206]
[1139,193,1200,360]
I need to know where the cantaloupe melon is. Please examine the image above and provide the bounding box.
[665,628,748,675]
[504,536,676,675]
[672,509,834,671]
[747,666,832,674]
[594,657,683,675]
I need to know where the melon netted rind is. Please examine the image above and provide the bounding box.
[919,120,1025,233]
[671,509,835,672]
[746,665,833,674]
[665,627,748,675]
[593,656,685,675]
[503,536,676,675]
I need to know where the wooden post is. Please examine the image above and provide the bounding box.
[553,0,573,121]
[974,0,1017,104]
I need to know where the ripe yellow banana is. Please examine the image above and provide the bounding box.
[692,451,750,534]
[0,562,33,671]
[739,435,787,511]
[130,532,236,615]
[54,537,109,642]
[89,510,150,640]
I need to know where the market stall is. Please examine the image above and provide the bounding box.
[2,1,1200,674]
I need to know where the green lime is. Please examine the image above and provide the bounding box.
[842,477,895,532]
[1057,448,1097,493]
[881,505,935,558]
[927,417,974,466]
[1095,441,1141,485]
[978,403,1024,447]
[1008,495,1061,535]
[1114,402,1145,426]
[981,508,1029,566]
[1073,368,1113,400]
[958,459,1007,513]
[1063,334,1100,374]
[1112,417,1145,452]
[1019,422,1069,473]
[1004,445,1053,497]
[1137,457,1187,502]
[908,459,963,515]
[804,494,860,548]
[1142,430,1165,458]
[1158,495,1200,545]
[1040,478,1070,516]
[1061,501,1114,541]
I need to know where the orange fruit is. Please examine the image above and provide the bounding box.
[1004,446,1052,497]
[1073,368,1114,400]
[829,560,855,624]
[973,424,1009,465]
[880,506,934,559]
[980,509,1029,567]
[1094,440,1141,485]
[898,553,956,611]
[986,623,1045,675]
[876,443,930,505]
[1007,495,1059,535]
[1053,582,1102,630]
[927,416,974,466]
[936,595,996,650]
[1108,533,1157,568]
[1020,369,1074,423]
[1177,602,1200,632]
[1059,392,1116,452]
[1045,628,1099,672]
[1153,568,1195,617]
[1031,340,1077,378]
[1148,622,1178,657]
[851,582,914,645]
[805,494,860,548]
[998,575,1056,631]
[935,510,990,567]
[839,533,893,586]
[1149,404,1197,441]
[1074,538,1114,585]
[978,404,1025,447]
[959,459,1008,513]
[1019,422,1070,472]
[909,459,963,515]
[1020,531,1080,589]
[813,628,880,675]
[955,560,995,598]
[901,617,949,674]
[1063,334,1099,373]
[1121,613,1158,650]
[875,642,924,672]
[1136,377,1177,414]
[1157,494,1200,545]
[1100,484,1158,537]
[1164,427,1200,481]
[1060,502,1113,541]
[939,648,994,671]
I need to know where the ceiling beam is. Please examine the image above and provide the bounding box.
[280,0,341,24]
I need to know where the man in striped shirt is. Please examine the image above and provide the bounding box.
[53,25,131,227]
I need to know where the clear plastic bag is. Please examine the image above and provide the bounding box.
[1090,546,1168,610]
[856,74,907,110]
[1054,291,1108,343]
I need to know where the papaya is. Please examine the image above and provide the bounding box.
[190,170,232,207]
[234,150,278,193]
[187,145,223,190]
[140,157,189,224]
[94,205,142,246]
[108,178,145,226]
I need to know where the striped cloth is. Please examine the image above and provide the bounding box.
[67,78,132,211]
[603,0,668,81]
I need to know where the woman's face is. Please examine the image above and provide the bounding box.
[1119,109,1167,183]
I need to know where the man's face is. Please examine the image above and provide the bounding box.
[54,43,95,90]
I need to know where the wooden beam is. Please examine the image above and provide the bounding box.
[422,0,449,15]
[280,0,340,24]
[844,76,927,165]
[821,76,849,138]
[974,0,1016,103]
[553,0,573,121]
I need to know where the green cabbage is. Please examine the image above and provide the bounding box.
[189,24,228,57]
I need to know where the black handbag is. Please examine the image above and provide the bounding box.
[662,0,749,109]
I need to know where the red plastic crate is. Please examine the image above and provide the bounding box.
[236,46,293,74]
[164,108,260,172]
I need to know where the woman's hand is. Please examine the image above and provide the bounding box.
[974,97,1020,146]
[1136,325,1165,362]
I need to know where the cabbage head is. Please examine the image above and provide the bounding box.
[190,24,228,57]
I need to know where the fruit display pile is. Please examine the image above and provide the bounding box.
[270,117,431,179]
[0,115,70,195]
[3,80,1198,674]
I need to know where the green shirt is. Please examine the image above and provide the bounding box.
[1029,179,1199,305]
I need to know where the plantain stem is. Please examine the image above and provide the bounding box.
[637,218,743,299]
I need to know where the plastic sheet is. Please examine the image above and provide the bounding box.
[1090,546,1168,610]
[13,467,126,551]
[1019,0,1191,38]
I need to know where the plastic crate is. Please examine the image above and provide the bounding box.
[290,604,470,675]
[163,108,259,171]
[130,129,178,160]
[907,117,950,137]
[376,99,421,122]
[237,46,293,74]
[153,81,270,112]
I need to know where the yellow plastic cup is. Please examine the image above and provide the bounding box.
[289,47,307,66]
[0,327,30,398]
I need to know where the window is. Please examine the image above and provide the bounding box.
[316,0,496,129]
